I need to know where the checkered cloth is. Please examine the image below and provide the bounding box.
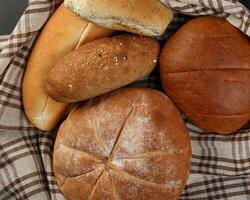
[161,0,250,36]
[0,0,249,199]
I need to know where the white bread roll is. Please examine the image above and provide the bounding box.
[22,4,112,131]
[64,0,173,36]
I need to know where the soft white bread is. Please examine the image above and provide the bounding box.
[64,0,173,36]
[22,4,112,131]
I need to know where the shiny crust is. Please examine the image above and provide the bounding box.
[160,16,250,134]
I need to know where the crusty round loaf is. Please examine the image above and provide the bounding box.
[160,16,250,134]
[22,4,112,131]
[53,88,191,200]
[64,0,173,36]
[47,35,160,103]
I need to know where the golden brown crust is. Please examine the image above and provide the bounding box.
[47,35,160,103]
[64,0,173,36]
[53,88,191,200]
[88,170,115,200]
[160,16,250,134]
[22,4,112,131]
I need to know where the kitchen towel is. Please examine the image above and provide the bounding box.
[0,0,250,199]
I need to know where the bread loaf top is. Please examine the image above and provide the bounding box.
[53,88,191,200]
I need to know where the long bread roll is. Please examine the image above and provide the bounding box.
[47,35,160,102]
[64,0,173,36]
[22,4,112,131]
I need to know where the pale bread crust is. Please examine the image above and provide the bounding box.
[64,0,173,36]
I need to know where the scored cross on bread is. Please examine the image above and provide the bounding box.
[53,88,191,200]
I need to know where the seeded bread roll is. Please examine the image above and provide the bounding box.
[64,0,173,36]
[53,88,191,200]
[22,4,112,131]
[47,35,160,103]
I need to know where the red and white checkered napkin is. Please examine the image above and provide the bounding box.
[0,0,249,199]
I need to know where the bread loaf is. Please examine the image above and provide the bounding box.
[22,4,112,131]
[64,0,173,36]
[53,88,191,200]
[160,16,250,134]
[47,35,160,103]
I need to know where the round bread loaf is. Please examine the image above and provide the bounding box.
[160,16,250,134]
[47,35,160,103]
[53,88,191,200]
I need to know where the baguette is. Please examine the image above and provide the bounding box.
[22,4,112,131]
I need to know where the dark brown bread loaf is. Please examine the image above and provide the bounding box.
[160,16,250,134]
[47,35,160,103]
[53,88,191,200]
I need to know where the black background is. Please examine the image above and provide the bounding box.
[0,0,28,35]
[240,0,250,10]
